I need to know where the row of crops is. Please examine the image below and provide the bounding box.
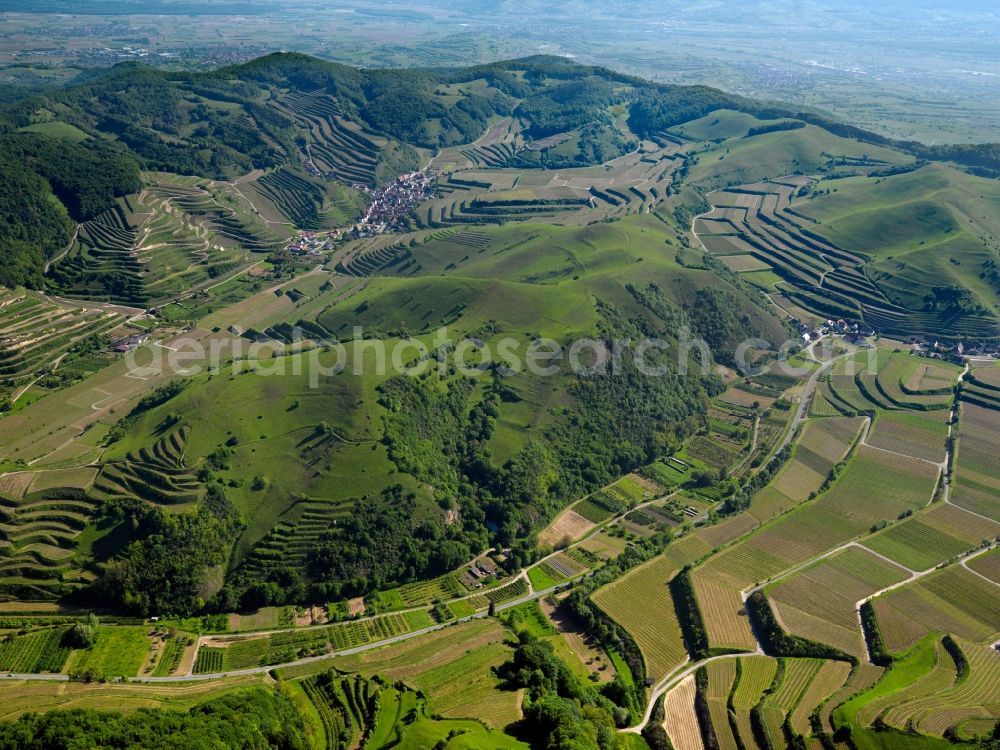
[193,611,434,674]
[0,291,125,384]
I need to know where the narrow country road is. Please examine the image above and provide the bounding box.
[0,577,561,686]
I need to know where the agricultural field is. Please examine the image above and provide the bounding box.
[1,48,1000,748]
[193,610,434,674]
[371,573,467,610]
[729,655,778,749]
[527,547,596,589]
[866,410,949,463]
[952,401,1000,522]
[150,635,187,677]
[862,502,1000,571]
[766,546,911,658]
[691,443,939,652]
[748,415,863,522]
[0,290,128,389]
[0,627,72,674]
[0,673,272,721]
[755,658,824,748]
[541,472,662,538]
[684,654,852,750]
[286,618,523,731]
[966,549,1000,585]
[592,555,687,682]
[661,675,702,750]
[871,561,1000,652]
[691,573,757,652]
[788,660,852,736]
[702,660,738,750]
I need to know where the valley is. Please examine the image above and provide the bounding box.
[0,50,997,750]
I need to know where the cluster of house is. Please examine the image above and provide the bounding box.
[347,171,437,238]
[285,231,338,256]
[790,316,999,361]
[914,340,1000,361]
[796,318,874,345]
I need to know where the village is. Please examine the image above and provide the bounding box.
[345,170,437,239]
[283,169,437,257]
[791,315,1000,363]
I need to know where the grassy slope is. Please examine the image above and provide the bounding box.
[795,163,1000,315]
[686,122,914,190]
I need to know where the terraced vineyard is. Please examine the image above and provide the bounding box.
[92,427,203,508]
[296,671,381,750]
[235,500,350,582]
[250,166,362,231]
[0,291,126,385]
[45,200,148,306]
[0,465,102,601]
[693,174,1000,340]
[46,180,280,306]
[0,53,998,749]
[269,88,392,189]
[817,350,956,427]
[833,634,1000,742]
[415,140,684,234]
[335,238,410,277]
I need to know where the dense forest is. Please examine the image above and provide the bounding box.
[499,630,633,749]
[0,133,138,288]
[0,688,308,749]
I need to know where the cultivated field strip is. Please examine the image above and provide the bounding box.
[0,291,125,384]
[729,656,778,750]
[872,563,1000,651]
[592,555,688,682]
[767,547,911,659]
